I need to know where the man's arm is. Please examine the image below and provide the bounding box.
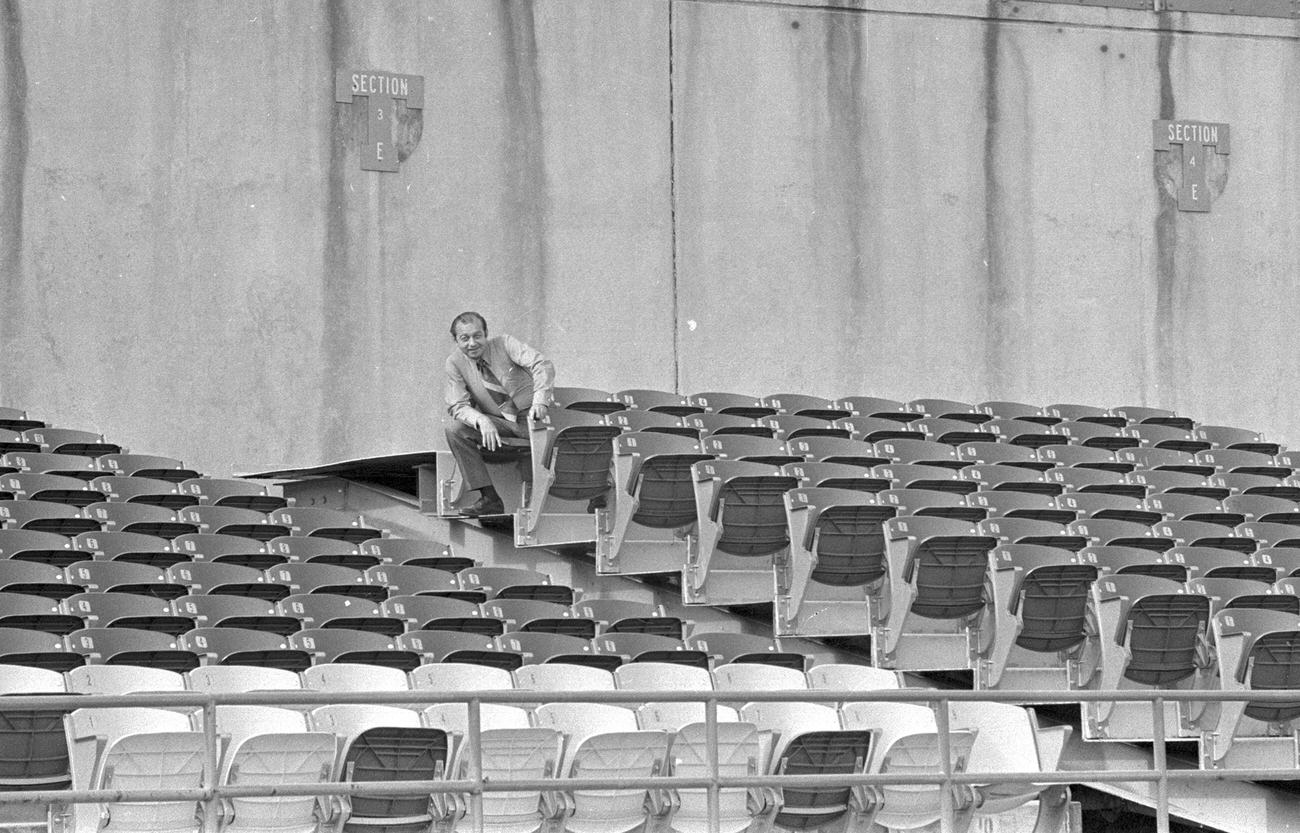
[503,333,556,411]
[445,356,488,428]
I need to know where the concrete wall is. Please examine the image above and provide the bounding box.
[1,0,1298,475]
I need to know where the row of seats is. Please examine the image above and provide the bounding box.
[1,661,1070,833]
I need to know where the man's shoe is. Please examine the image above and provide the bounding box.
[462,494,505,518]
[586,494,608,514]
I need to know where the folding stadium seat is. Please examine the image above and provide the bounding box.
[948,701,1072,832]
[0,663,71,832]
[17,428,121,458]
[1112,405,1195,431]
[979,400,1058,424]
[397,630,521,670]
[186,664,303,694]
[1145,492,1241,527]
[1057,491,1159,525]
[0,499,100,536]
[684,392,775,419]
[94,453,198,482]
[63,706,206,833]
[553,386,625,415]
[874,516,998,670]
[366,563,459,598]
[268,506,385,543]
[711,661,808,691]
[967,489,1074,524]
[1233,521,1300,552]
[981,417,1065,450]
[168,560,289,600]
[1132,468,1230,499]
[1255,549,1300,580]
[782,436,885,468]
[0,428,39,457]
[495,631,616,670]
[1036,443,1124,471]
[759,393,849,420]
[212,705,341,833]
[0,528,93,567]
[701,434,801,465]
[906,397,988,423]
[605,408,699,439]
[913,416,999,446]
[175,504,286,541]
[1069,518,1169,552]
[980,517,1088,551]
[309,704,452,832]
[65,663,186,695]
[1153,519,1258,553]
[381,593,485,632]
[180,626,311,671]
[1198,447,1292,478]
[830,395,909,420]
[64,559,186,599]
[876,488,982,522]
[1196,608,1300,769]
[958,463,1058,497]
[1158,546,1265,583]
[0,559,80,599]
[290,627,420,671]
[782,461,890,493]
[758,415,848,443]
[264,534,368,567]
[267,562,383,601]
[682,459,799,606]
[1045,404,1125,427]
[615,388,700,415]
[595,632,708,668]
[65,626,200,672]
[740,701,875,832]
[83,501,197,538]
[979,544,1101,691]
[1078,574,1211,741]
[170,531,276,568]
[0,407,43,431]
[514,409,622,548]
[805,662,903,694]
[0,626,82,671]
[660,719,775,833]
[834,415,926,443]
[1,472,101,506]
[482,597,594,636]
[0,591,84,635]
[955,441,1046,471]
[513,661,616,694]
[572,598,685,638]
[1198,425,1280,455]
[614,659,713,693]
[361,535,469,571]
[74,529,185,568]
[595,431,710,577]
[871,437,964,469]
[775,486,892,638]
[460,565,565,601]
[689,632,804,670]
[531,703,674,833]
[1116,446,1212,476]
[1224,493,1300,524]
[0,451,100,480]
[172,593,299,634]
[1053,421,1140,452]
[1122,423,1211,455]
[179,476,288,511]
[409,659,515,694]
[278,592,400,635]
[62,591,194,635]
[301,661,410,695]
[874,462,974,495]
[683,412,771,438]
[1045,467,1146,499]
[89,474,196,510]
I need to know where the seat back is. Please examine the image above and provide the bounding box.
[223,732,337,832]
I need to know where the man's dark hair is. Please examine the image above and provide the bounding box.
[449,311,488,337]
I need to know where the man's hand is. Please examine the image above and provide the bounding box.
[479,419,501,452]
[530,403,549,423]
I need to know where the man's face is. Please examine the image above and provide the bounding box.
[453,320,487,361]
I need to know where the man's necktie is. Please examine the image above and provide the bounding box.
[476,358,518,420]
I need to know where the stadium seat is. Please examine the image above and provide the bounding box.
[1199,448,1292,478]
[0,626,82,671]
[179,627,311,671]
[958,463,1058,496]
[663,720,775,833]
[783,436,886,468]
[701,434,801,466]
[0,663,71,827]
[360,536,466,571]
[95,454,200,482]
[1199,425,1280,456]
[834,416,926,443]
[1187,577,1278,615]
[877,487,983,521]
[1045,467,1145,499]
[170,532,277,568]
[171,593,299,634]
[761,393,850,420]
[495,632,616,670]
[289,627,420,670]
[689,632,804,671]
[979,400,1058,425]
[179,477,288,511]
[266,562,383,601]
[684,412,772,438]
[776,486,893,637]
[513,662,616,693]
[1036,444,1124,471]
[833,395,913,421]
[1057,492,1159,525]
[967,490,1075,524]
[0,591,83,635]
[175,505,287,541]
[955,441,1048,470]
[278,592,401,635]
[1144,493,1239,527]
[18,428,120,458]
[2,472,101,506]
[532,703,673,833]
[0,500,100,536]
[435,717,564,833]
[301,661,411,694]
[615,389,700,415]
[597,431,711,577]
[685,392,774,419]
[397,630,521,669]
[782,460,891,492]
[605,408,699,438]
[553,386,624,416]
[982,417,1065,449]
[907,397,989,423]
[1123,423,1211,454]
[265,534,370,568]
[63,707,205,833]
[74,529,184,568]
[82,501,195,538]
[89,475,197,509]
[0,528,94,567]
[62,591,194,635]
[1223,493,1300,525]
[1131,468,1230,499]
[1152,520,1257,553]
[761,414,849,441]
[65,663,186,696]
[871,438,964,469]
[1044,404,1123,426]
[805,662,903,694]
[1116,446,1211,475]
[65,626,199,672]
[1079,574,1211,741]
[64,559,186,599]
[459,566,563,599]
[1112,406,1194,431]
[0,408,44,432]
[0,451,100,481]
[0,428,40,456]
[913,417,999,446]
[981,544,1100,690]
[167,560,288,600]
[268,506,384,543]
[712,662,808,691]
[381,593,483,631]
[683,459,799,606]
[1069,518,1169,552]
[875,516,998,669]
[572,598,685,638]
[515,409,621,548]
[481,597,577,631]
[980,517,1087,551]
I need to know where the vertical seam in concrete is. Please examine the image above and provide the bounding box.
[981,2,1003,394]
[669,0,681,394]
[321,0,350,456]
[1152,15,1177,406]
[1,0,29,377]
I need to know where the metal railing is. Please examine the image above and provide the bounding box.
[2,685,1298,833]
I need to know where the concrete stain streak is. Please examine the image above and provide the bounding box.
[498,1,548,341]
[321,0,351,456]
[1,0,29,382]
[981,2,1005,394]
[1152,17,1177,404]
[669,1,681,394]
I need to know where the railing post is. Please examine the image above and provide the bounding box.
[201,695,218,833]
[706,694,720,833]
[1152,696,1170,833]
[468,697,484,833]
[935,695,955,833]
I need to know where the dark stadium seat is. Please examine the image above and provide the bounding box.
[684,392,775,419]
[82,501,195,538]
[515,409,622,548]
[289,627,418,670]
[833,416,926,442]
[0,529,94,567]
[277,593,401,635]
[872,463,973,495]
[179,626,311,671]
[966,490,1075,524]
[364,563,458,596]
[171,593,299,634]
[958,463,1058,496]
[360,536,467,571]
[913,416,999,446]
[1058,491,1161,525]
[268,506,383,543]
[1113,406,1195,431]
[96,454,200,482]
[1036,444,1124,471]
[1,472,101,506]
[783,436,885,467]
[0,500,100,536]
[760,414,850,441]
[176,504,287,541]
[760,393,850,420]
[167,561,288,601]
[614,388,701,416]
[979,400,1058,424]
[552,386,624,415]
[264,534,371,569]
[980,517,1087,552]
[0,451,100,481]
[1198,425,1280,456]
[179,477,288,511]
[1203,448,1294,478]
[265,562,383,601]
[170,532,277,568]
[0,591,84,635]
[88,475,196,509]
[682,412,771,438]
[0,408,45,432]
[65,627,199,672]
[61,592,193,635]
[782,461,891,493]
[687,631,804,670]
[604,408,699,438]
[64,560,185,600]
